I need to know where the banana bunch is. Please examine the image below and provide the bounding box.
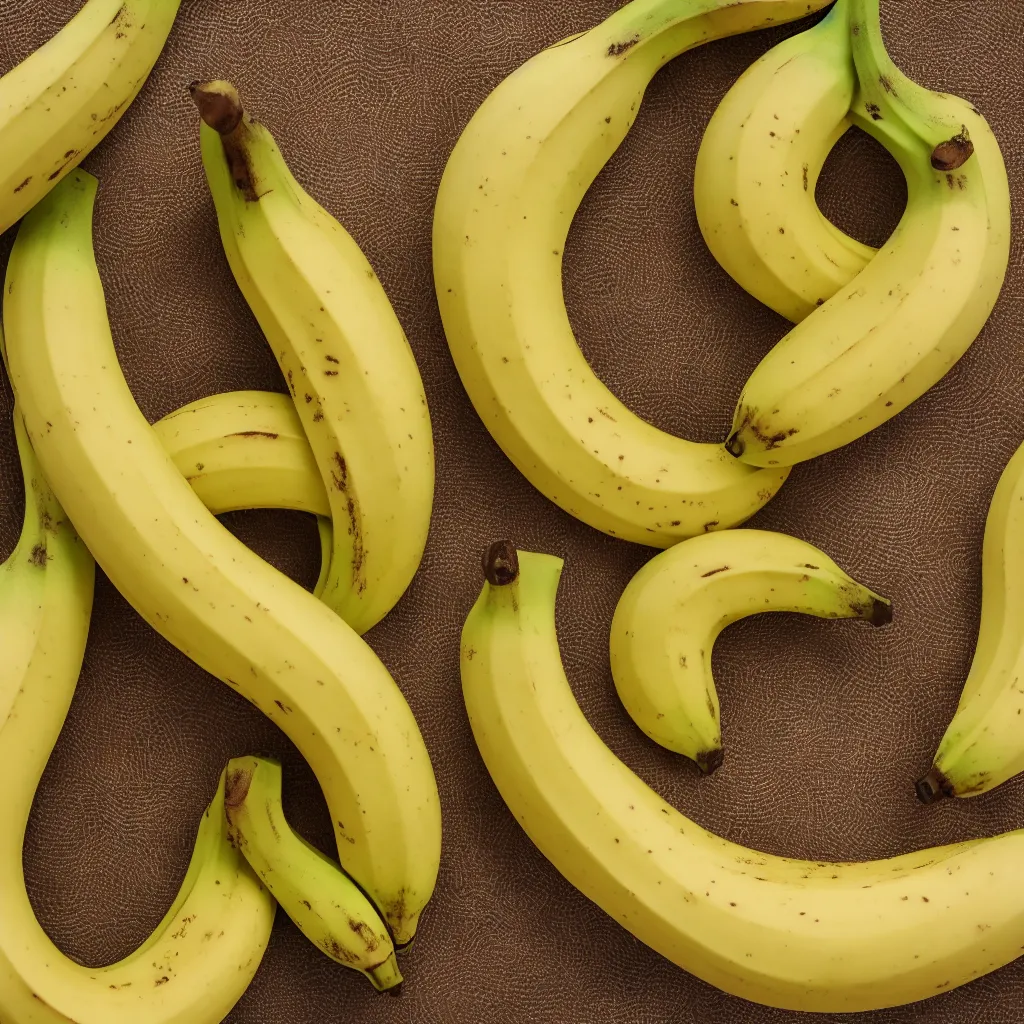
[433,0,838,547]
[0,0,180,234]
[917,441,1024,803]
[2,170,442,953]
[0,391,275,1024]
[610,529,890,771]
[462,543,1024,1013]
[694,0,874,323]
[190,79,434,635]
[704,0,1009,466]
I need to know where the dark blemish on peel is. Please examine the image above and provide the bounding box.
[607,36,639,57]
[701,566,729,577]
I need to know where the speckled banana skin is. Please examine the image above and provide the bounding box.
[3,170,441,948]
[0,0,180,235]
[610,529,890,770]
[462,544,1024,1013]
[432,0,836,546]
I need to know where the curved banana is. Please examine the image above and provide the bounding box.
[0,0,180,235]
[694,0,875,323]
[917,441,1024,802]
[725,0,1010,467]
[152,390,329,518]
[610,529,890,771]
[224,757,402,992]
[3,170,441,947]
[152,389,335,596]
[190,79,434,635]
[432,0,832,547]
[462,541,1024,1012]
[0,401,274,1024]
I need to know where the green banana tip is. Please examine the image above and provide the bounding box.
[482,540,519,586]
[915,766,952,805]
[188,79,245,136]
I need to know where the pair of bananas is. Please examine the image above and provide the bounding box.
[434,0,1010,533]
[440,0,1019,1013]
[1,3,442,1019]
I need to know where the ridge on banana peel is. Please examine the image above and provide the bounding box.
[224,757,403,993]
[0,0,180,235]
[433,0,840,548]
[918,440,1024,803]
[725,0,1010,467]
[190,79,434,636]
[694,0,876,323]
[3,170,441,948]
[0,395,274,1024]
[610,529,891,770]
[462,541,1024,1012]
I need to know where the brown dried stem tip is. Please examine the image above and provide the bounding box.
[724,432,744,459]
[915,766,952,805]
[482,541,519,587]
[868,598,893,628]
[188,79,245,135]
[696,748,724,775]
[931,127,974,171]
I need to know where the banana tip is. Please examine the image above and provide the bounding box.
[188,79,244,135]
[696,748,724,775]
[482,541,519,587]
[724,433,745,459]
[915,767,951,805]
[868,598,893,628]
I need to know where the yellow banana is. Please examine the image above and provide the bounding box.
[0,397,274,1024]
[694,0,875,322]
[610,529,890,770]
[433,0,834,546]
[462,542,1024,1012]
[190,79,434,635]
[725,0,1010,467]
[224,757,402,992]
[0,0,180,234]
[918,440,1024,802]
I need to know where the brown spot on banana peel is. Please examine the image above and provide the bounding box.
[224,765,255,810]
[932,127,974,171]
[228,430,279,438]
[482,540,519,586]
[29,543,48,567]
[189,80,258,201]
[607,36,639,57]
[701,566,729,578]
[916,765,953,805]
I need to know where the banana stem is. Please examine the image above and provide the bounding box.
[188,80,257,199]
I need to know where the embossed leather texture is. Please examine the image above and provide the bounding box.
[1,1,1022,1021]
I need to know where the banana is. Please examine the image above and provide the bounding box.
[610,529,890,770]
[917,441,1024,802]
[432,0,837,546]
[152,389,335,597]
[725,0,1010,467]
[694,0,876,323]
[0,0,180,235]
[0,397,274,1024]
[190,79,434,635]
[152,390,329,518]
[462,541,1024,1012]
[224,757,403,992]
[3,170,441,948]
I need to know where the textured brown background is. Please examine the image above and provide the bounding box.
[1,0,1023,1021]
